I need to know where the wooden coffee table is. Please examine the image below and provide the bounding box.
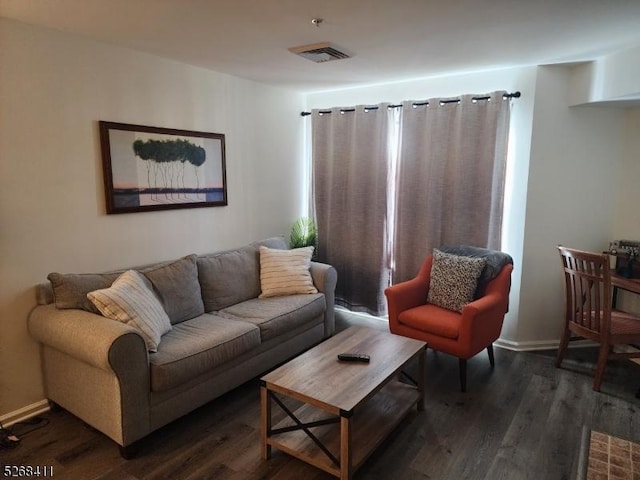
[260,326,426,479]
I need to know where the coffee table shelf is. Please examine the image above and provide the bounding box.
[267,379,420,477]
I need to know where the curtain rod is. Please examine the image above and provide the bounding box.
[300,91,521,117]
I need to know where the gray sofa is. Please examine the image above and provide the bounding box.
[28,237,337,456]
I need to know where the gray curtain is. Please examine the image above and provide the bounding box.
[312,105,391,315]
[392,91,511,284]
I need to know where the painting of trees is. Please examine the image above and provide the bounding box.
[99,121,227,214]
[132,138,207,201]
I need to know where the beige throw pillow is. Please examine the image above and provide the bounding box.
[87,270,172,352]
[259,246,318,298]
[427,249,487,313]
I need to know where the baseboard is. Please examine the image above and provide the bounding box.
[335,306,389,322]
[494,338,597,352]
[0,399,50,428]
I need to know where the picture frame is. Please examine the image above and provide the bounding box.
[98,121,227,214]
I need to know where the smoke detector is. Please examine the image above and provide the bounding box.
[288,42,352,63]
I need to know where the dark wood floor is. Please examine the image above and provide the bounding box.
[3,318,640,479]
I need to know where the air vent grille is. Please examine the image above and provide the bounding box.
[288,42,352,63]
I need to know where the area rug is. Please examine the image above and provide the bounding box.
[580,429,640,480]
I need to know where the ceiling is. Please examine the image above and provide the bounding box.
[2,0,640,93]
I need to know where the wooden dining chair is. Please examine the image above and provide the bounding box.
[556,246,640,391]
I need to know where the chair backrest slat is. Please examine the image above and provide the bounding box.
[558,246,611,338]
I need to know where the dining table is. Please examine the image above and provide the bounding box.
[610,271,640,398]
[611,270,640,307]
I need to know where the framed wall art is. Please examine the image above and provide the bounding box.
[99,121,227,214]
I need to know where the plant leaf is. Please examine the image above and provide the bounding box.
[290,217,317,249]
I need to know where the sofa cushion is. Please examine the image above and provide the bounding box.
[47,254,204,317]
[427,249,486,313]
[142,254,204,324]
[258,246,318,298]
[218,293,325,342]
[252,236,289,250]
[198,245,261,312]
[149,313,260,392]
[197,238,291,312]
[87,270,172,353]
[48,271,120,313]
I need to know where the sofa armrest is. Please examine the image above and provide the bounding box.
[29,304,151,446]
[29,304,147,371]
[310,262,336,293]
[310,262,338,337]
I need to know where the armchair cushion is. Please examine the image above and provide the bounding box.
[398,304,460,339]
[427,249,486,312]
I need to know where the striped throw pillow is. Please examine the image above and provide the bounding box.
[259,246,318,298]
[87,270,172,352]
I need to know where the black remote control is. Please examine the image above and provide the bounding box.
[337,353,370,363]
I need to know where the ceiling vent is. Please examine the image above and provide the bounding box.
[288,42,352,63]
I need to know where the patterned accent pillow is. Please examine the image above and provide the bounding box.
[87,270,172,352]
[259,246,318,298]
[427,249,487,313]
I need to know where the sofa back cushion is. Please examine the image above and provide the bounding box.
[141,254,204,324]
[47,237,290,315]
[198,237,289,312]
[198,245,261,311]
[48,271,121,314]
[48,255,204,324]
[252,236,289,250]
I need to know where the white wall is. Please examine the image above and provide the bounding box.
[515,65,625,347]
[0,19,305,418]
[609,108,640,313]
[569,46,640,106]
[615,108,640,239]
[306,67,538,344]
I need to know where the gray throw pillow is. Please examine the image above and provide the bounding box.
[198,245,262,312]
[142,254,204,324]
[48,271,121,313]
[427,249,487,313]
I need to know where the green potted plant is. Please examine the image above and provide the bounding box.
[289,217,318,256]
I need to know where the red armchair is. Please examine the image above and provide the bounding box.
[385,252,513,392]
